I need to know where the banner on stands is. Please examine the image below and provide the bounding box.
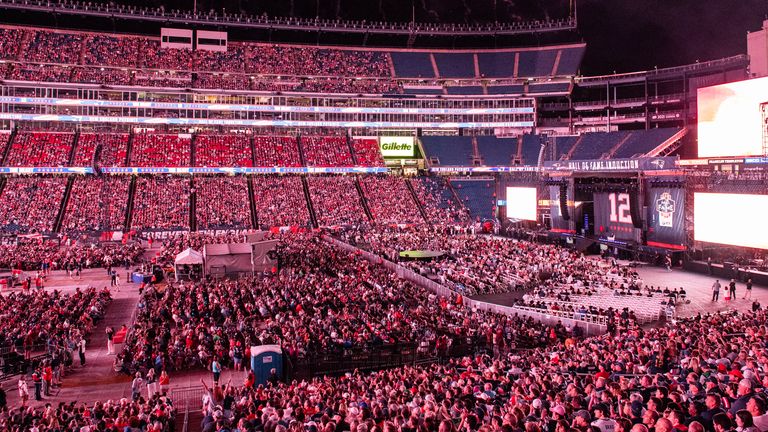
[545,157,678,172]
[646,187,685,249]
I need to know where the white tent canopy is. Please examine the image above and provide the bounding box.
[174,248,204,280]
[175,248,203,265]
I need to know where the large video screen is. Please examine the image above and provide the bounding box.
[694,193,768,249]
[506,187,537,221]
[593,191,638,241]
[698,76,768,157]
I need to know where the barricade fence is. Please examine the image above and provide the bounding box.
[326,235,608,336]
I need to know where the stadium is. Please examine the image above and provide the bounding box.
[0,0,767,431]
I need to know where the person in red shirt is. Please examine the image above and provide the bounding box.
[42,363,53,396]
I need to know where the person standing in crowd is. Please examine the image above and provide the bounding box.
[744,278,753,299]
[730,278,737,300]
[131,372,144,401]
[77,335,86,366]
[42,362,52,396]
[110,270,117,288]
[17,376,29,407]
[211,357,221,386]
[712,280,721,302]
[146,367,157,399]
[31,368,42,401]
[106,326,114,355]
[159,370,170,395]
[708,256,713,275]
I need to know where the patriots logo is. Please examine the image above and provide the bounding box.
[650,159,666,169]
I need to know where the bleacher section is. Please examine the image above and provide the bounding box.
[553,136,579,160]
[517,50,559,77]
[450,179,495,221]
[476,136,516,166]
[520,134,542,165]
[0,26,586,96]
[612,128,682,158]
[433,53,475,78]
[420,136,474,166]
[486,84,525,95]
[390,52,435,78]
[569,131,631,160]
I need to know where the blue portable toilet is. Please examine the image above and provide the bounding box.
[250,345,283,385]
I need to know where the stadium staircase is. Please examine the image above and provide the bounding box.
[405,179,429,223]
[53,177,75,233]
[604,133,633,159]
[123,176,137,230]
[189,177,197,231]
[346,135,358,165]
[354,178,375,221]
[446,178,466,212]
[189,134,197,167]
[246,176,259,229]
[124,132,135,166]
[67,130,81,166]
[563,135,585,160]
[514,135,524,165]
[300,177,319,228]
[296,135,307,166]
[0,177,6,200]
[647,127,688,157]
[16,30,32,61]
[471,136,482,165]
[249,136,257,166]
[0,128,17,165]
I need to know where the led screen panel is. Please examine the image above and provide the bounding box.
[506,187,537,221]
[694,192,768,249]
[697,76,768,157]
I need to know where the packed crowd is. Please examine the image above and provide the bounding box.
[61,176,131,232]
[302,136,355,167]
[0,286,111,353]
[131,176,190,231]
[352,138,386,167]
[130,133,191,167]
[343,226,639,297]
[194,307,768,432]
[252,176,311,228]
[22,30,84,64]
[360,176,425,225]
[0,177,67,234]
[253,136,302,167]
[411,176,471,224]
[307,176,368,226]
[2,27,393,79]
[73,133,130,167]
[2,394,176,431]
[195,176,252,230]
[195,134,254,167]
[4,132,75,167]
[0,238,144,271]
[120,233,565,373]
[70,66,134,85]
[0,27,23,59]
[8,63,73,82]
[84,35,142,67]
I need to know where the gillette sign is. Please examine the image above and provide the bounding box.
[379,137,415,157]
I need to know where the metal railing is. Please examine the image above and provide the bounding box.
[326,236,609,335]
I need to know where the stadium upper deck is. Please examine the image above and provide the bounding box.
[0,25,583,96]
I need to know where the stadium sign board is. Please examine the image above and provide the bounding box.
[379,137,415,157]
